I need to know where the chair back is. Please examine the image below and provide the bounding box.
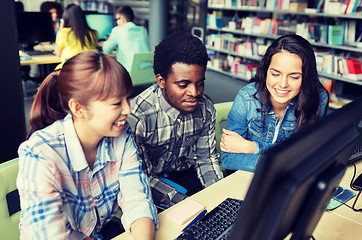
[214,102,233,155]
[0,158,20,240]
[130,52,156,86]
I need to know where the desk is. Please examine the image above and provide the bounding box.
[114,160,362,240]
[20,54,61,66]
[20,43,61,66]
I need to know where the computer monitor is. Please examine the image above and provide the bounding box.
[230,97,362,240]
[16,12,55,50]
[85,13,114,40]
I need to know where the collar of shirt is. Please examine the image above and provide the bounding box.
[157,87,181,122]
[121,21,136,30]
[63,114,118,172]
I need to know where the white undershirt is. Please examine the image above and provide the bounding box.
[272,120,281,144]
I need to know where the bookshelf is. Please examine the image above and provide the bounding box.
[205,0,362,109]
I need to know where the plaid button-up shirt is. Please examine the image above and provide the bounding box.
[17,114,158,239]
[127,84,224,209]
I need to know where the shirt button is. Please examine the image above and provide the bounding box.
[272,115,276,119]
[268,132,273,136]
[291,124,295,127]
[101,215,105,218]
[257,130,261,133]
[96,196,100,199]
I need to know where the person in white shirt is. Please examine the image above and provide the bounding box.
[102,6,150,73]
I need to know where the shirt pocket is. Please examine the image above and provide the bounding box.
[280,120,296,139]
[248,120,267,140]
[145,142,170,165]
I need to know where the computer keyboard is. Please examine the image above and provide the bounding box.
[23,50,54,56]
[349,143,362,162]
[175,198,243,240]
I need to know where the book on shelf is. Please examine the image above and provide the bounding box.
[282,0,291,10]
[316,0,326,12]
[342,0,352,13]
[357,0,362,14]
[231,57,258,79]
[259,0,267,8]
[315,50,330,72]
[261,18,271,35]
[328,25,344,45]
[289,0,308,12]
[342,20,357,44]
[277,23,297,35]
[242,17,254,34]
[266,0,277,10]
[324,0,346,14]
[207,11,223,29]
[344,59,362,80]
[269,19,282,35]
[224,0,237,8]
[346,0,359,13]
[208,0,225,7]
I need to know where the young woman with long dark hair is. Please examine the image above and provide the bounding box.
[221,35,329,172]
[54,4,98,69]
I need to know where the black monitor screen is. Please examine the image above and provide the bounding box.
[16,12,55,49]
[85,13,114,40]
[230,97,362,240]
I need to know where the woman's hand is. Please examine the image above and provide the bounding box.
[220,129,256,154]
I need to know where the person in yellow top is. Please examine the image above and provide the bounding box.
[55,4,98,69]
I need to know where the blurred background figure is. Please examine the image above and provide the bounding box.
[102,6,150,73]
[54,3,98,69]
[40,1,62,34]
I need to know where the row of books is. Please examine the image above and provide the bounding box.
[207,14,361,45]
[322,0,362,15]
[207,14,285,36]
[206,33,269,57]
[207,53,258,80]
[316,52,362,81]
[208,0,362,15]
[208,0,307,11]
[296,22,359,45]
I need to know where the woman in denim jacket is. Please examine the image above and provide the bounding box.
[221,35,329,172]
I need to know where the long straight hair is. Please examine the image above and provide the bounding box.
[62,4,97,48]
[28,51,132,137]
[251,35,328,130]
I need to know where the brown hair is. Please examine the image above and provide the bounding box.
[28,51,132,137]
[116,6,134,22]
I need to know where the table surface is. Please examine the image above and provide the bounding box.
[19,43,61,66]
[20,54,61,66]
[113,160,362,240]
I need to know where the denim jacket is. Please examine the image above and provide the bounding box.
[221,82,328,172]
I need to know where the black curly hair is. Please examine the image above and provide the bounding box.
[153,31,208,79]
